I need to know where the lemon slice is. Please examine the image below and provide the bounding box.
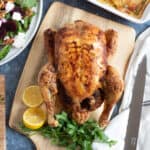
[23,108,46,129]
[23,85,43,107]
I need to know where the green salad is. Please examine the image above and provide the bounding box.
[0,0,37,60]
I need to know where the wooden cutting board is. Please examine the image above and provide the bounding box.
[9,2,136,150]
[0,75,6,150]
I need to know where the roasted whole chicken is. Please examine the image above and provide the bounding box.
[38,20,124,128]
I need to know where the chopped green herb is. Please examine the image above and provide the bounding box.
[15,0,37,8]
[0,45,11,60]
[20,112,117,150]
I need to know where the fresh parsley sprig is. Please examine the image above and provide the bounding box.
[20,112,117,150]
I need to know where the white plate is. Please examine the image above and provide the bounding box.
[87,0,150,24]
[0,1,43,66]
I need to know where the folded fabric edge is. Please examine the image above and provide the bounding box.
[119,28,150,112]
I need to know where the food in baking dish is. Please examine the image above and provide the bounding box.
[98,0,149,18]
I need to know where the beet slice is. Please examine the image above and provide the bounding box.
[0,27,6,39]
[3,20,18,32]
[10,6,25,17]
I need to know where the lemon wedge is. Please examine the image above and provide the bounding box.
[23,108,46,129]
[23,85,43,107]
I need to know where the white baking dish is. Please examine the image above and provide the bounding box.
[87,0,150,24]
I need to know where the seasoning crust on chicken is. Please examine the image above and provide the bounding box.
[56,21,107,103]
[38,20,124,128]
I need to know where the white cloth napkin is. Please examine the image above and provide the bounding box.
[92,28,150,150]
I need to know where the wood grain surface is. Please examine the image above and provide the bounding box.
[0,75,6,150]
[9,2,136,150]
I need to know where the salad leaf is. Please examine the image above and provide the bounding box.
[17,21,25,33]
[0,45,11,60]
[15,14,34,33]
[15,0,37,8]
[23,15,34,30]
[7,32,17,38]
[20,112,117,150]
[0,40,3,44]
[5,13,11,19]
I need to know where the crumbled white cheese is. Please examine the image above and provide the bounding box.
[12,33,26,48]
[5,2,15,13]
[32,7,37,13]
[2,18,7,23]
[0,20,2,28]
[4,36,10,40]
[12,12,22,21]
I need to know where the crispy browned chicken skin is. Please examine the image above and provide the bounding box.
[38,20,124,128]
